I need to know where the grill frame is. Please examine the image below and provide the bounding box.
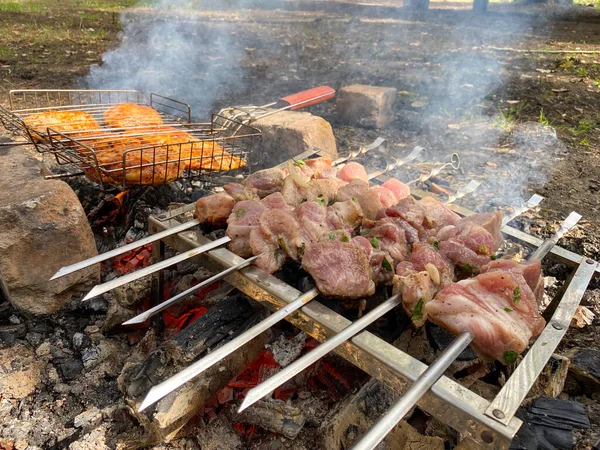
[146,149,598,449]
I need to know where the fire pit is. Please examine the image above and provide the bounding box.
[109,147,597,449]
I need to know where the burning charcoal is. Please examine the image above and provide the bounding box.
[72,332,92,355]
[565,348,600,394]
[229,399,306,440]
[425,323,477,361]
[73,407,102,429]
[0,324,27,345]
[59,358,84,381]
[529,398,590,430]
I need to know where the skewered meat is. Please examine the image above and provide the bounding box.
[337,179,369,202]
[249,209,305,273]
[261,192,294,212]
[194,193,236,227]
[481,258,544,304]
[242,168,285,198]
[375,197,429,244]
[425,267,545,363]
[305,155,333,170]
[226,201,268,258]
[281,177,339,207]
[103,103,163,128]
[394,242,455,327]
[223,183,260,201]
[352,236,395,285]
[436,211,503,272]
[381,179,411,202]
[339,162,369,183]
[23,110,100,142]
[301,241,375,298]
[362,218,411,265]
[418,197,461,229]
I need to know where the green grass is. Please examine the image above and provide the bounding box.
[0,1,45,12]
[569,119,596,135]
[494,102,526,132]
[538,109,551,126]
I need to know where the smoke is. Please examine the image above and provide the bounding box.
[84,0,565,211]
[84,0,246,119]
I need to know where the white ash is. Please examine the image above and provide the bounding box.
[268,332,307,368]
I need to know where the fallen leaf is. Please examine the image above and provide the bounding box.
[552,88,569,93]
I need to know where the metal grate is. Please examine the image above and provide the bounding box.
[146,149,598,450]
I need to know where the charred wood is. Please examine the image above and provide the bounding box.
[118,294,269,442]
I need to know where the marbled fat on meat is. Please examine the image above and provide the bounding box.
[425,269,545,363]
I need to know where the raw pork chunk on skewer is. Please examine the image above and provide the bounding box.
[301,241,375,298]
[425,260,545,363]
[393,242,455,327]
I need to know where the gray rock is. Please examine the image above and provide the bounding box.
[0,146,99,315]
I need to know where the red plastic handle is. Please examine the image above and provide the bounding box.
[279,86,335,111]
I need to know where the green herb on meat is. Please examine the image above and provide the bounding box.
[236,208,247,217]
[382,258,393,271]
[370,237,379,249]
[513,286,521,303]
[504,351,518,364]
[412,299,424,322]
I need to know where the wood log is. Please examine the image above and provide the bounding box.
[118,294,269,442]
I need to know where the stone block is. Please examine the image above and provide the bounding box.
[336,84,398,129]
[0,145,99,315]
[252,111,337,165]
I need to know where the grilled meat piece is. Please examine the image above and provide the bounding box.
[481,258,544,305]
[436,211,503,272]
[226,201,268,258]
[194,193,236,227]
[339,162,369,183]
[103,103,163,128]
[337,179,369,202]
[224,183,260,201]
[301,241,375,299]
[382,178,411,202]
[305,155,333,170]
[353,236,395,285]
[250,209,305,273]
[425,267,545,363]
[281,176,338,207]
[23,110,100,142]
[242,168,285,198]
[418,197,461,229]
[394,242,455,327]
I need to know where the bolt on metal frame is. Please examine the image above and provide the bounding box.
[144,149,597,449]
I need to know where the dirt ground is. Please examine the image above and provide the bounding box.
[1,0,599,449]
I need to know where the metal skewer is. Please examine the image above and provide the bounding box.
[50,218,201,281]
[350,331,473,450]
[502,194,544,227]
[367,146,424,180]
[236,182,481,413]
[406,153,460,185]
[123,255,259,325]
[137,287,319,411]
[349,211,581,450]
[81,236,230,301]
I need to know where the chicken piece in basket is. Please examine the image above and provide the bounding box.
[103,103,164,128]
[138,126,246,171]
[81,135,188,185]
[22,110,100,142]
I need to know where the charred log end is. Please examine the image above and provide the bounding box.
[118,295,269,442]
